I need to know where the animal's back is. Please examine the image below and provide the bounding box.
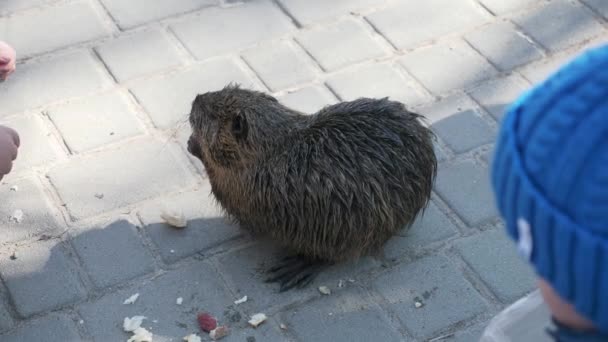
[236,98,437,262]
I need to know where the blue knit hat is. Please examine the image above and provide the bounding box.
[491,44,608,331]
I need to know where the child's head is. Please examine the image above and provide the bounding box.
[491,44,608,332]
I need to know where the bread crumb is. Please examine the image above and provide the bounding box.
[160,209,187,228]
[209,326,229,340]
[9,209,23,223]
[176,297,183,305]
[318,286,331,295]
[234,295,247,305]
[123,293,140,305]
[248,313,267,328]
[183,334,202,342]
[124,316,146,332]
[128,327,153,342]
[280,323,287,330]
[414,301,423,308]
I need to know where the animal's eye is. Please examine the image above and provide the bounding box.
[231,114,248,139]
[232,116,242,133]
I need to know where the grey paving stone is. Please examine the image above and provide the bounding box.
[434,143,448,163]
[219,322,288,342]
[479,146,495,166]
[326,62,430,106]
[1,114,64,171]
[512,0,606,52]
[434,160,498,226]
[69,220,155,289]
[47,91,144,153]
[170,1,294,60]
[519,51,579,84]
[217,242,313,312]
[421,95,473,124]
[0,178,63,244]
[96,29,184,82]
[276,85,337,113]
[582,0,608,19]
[99,0,216,29]
[468,75,530,122]
[0,51,112,117]
[447,323,486,342]
[296,18,388,71]
[284,287,404,342]
[0,1,110,58]
[0,300,14,332]
[477,0,543,15]
[278,0,387,25]
[384,201,458,259]
[373,255,487,339]
[399,40,498,95]
[455,229,536,303]
[0,239,87,317]
[242,40,317,91]
[218,241,378,313]
[0,0,56,15]
[48,138,197,220]
[465,21,543,71]
[77,261,233,341]
[432,111,495,154]
[366,0,488,50]
[137,184,242,263]
[0,314,81,342]
[421,95,496,153]
[130,58,258,129]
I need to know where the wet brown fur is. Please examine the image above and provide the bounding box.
[187,85,437,262]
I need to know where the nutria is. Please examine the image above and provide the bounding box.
[187,85,437,291]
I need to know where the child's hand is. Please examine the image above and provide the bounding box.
[0,125,20,180]
[0,41,16,81]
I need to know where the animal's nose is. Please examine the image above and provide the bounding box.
[187,136,201,158]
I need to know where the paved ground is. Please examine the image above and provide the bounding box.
[0,0,607,341]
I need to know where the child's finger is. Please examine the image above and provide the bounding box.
[0,126,20,147]
[0,149,14,175]
[6,127,19,147]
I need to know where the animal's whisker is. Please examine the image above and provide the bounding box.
[156,115,191,157]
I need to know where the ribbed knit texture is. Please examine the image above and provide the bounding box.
[491,44,608,331]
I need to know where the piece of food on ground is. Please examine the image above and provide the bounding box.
[123,293,140,305]
[160,208,187,228]
[123,316,146,332]
[209,326,229,340]
[248,313,267,328]
[197,313,217,332]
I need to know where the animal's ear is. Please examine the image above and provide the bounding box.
[231,113,248,140]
